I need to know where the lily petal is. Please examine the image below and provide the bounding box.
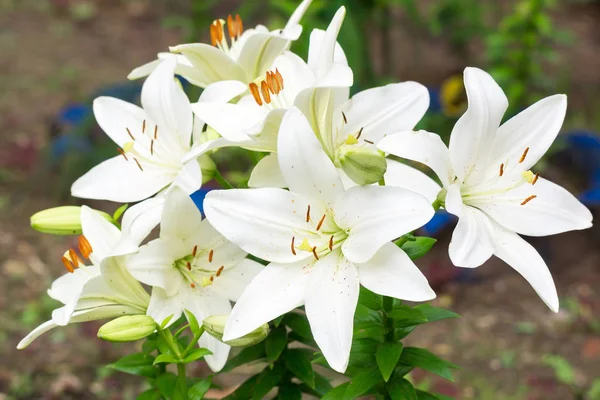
[71,155,175,202]
[337,185,434,263]
[449,67,508,182]
[204,188,318,263]
[310,7,346,82]
[17,319,58,349]
[161,187,204,240]
[81,206,121,263]
[284,0,313,35]
[378,130,453,187]
[147,287,184,327]
[237,33,291,81]
[446,184,496,268]
[469,177,592,237]
[305,249,359,373]
[170,44,246,87]
[93,97,147,148]
[340,82,429,144]
[113,197,165,256]
[492,94,567,171]
[493,224,559,312]
[223,260,312,341]
[191,102,263,142]
[356,242,435,301]
[209,259,264,302]
[384,159,442,203]
[248,154,286,188]
[278,107,344,207]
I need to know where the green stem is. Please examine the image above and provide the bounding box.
[213,170,234,189]
[158,329,182,359]
[177,363,189,400]
[183,326,205,356]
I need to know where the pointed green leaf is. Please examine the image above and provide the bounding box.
[222,344,265,372]
[414,305,460,323]
[416,390,444,399]
[322,383,350,400]
[388,378,417,400]
[376,342,404,382]
[388,306,428,325]
[109,353,156,378]
[137,389,161,400]
[224,375,259,400]
[154,353,180,365]
[252,365,284,400]
[283,349,315,388]
[399,347,459,381]
[344,366,381,398]
[112,203,129,222]
[283,313,313,341]
[265,325,287,363]
[182,348,213,364]
[400,237,437,260]
[359,286,382,310]
[189,377,212,400]
[156,373,178,398]
[276,384,302,400]
[184,309,201,336]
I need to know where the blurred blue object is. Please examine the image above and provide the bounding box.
[564,130,600,206]
[421,210,455,237]
[190,188,211,215]
[428,87,442,113]
[58,104,91,125]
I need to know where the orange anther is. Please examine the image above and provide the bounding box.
[306,205,311,223]
[521,195,537,205]
[142,119,146,134]
[216,266,224,277]
[227,14,236,39]
[68,248,81,267]
[215,20,224,43]
[117,148,128,161]
[260,81,271,104]
[499,163,504,177]
[192,245,198,257]
[519,147,529,163]
[186,261,192,271]
[291,237,296,255]
[328,236,334,251]
[235,14,243,37]
[275,68,283,90]
[312,246,319,260]
[208,249,214,262]
[154,125,158,139]
[249,83,262,106]
[532,172,540,185]
[190,282,196,288]
[126,127,135,140]
[78,235,93,258]
[61,256,75,273]
[316,214,326,231]
[210,23,218,46]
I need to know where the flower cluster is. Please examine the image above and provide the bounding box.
[21,0,592,376]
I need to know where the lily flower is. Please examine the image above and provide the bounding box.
[126,187,263,372]
[17,207,150,349]
[204,107,435,373]
[128,0,313,88]
[248,72,430,187]
[71,58,212,203]
[378,67,593,312]
[190,6,352,143]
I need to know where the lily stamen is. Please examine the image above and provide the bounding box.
[342,111,347,124]
[216,266,224,277]
[134,158,144,171]
[316,214,326,231]
[150,140,154,155]
[499,163,504,177]
[68,249,81,267]
[192,245,198,257]
[117,148,128,161]
[329,235,334,251]
[306,205,311,222]
[126,127,135,140]
[260,81,271,104]
[142,119,146,134]
[356,127,364,140]
[312,246,319,260]
[532,172,540,185]
[521,195,537,205]
[364,139,374,144]
[519,147,529,163]
[208,249,214,262]
[154,126,158,139]
[291,236,296,255]
[186,261,192,271]
[78,235,93,258]
[61,256,75,273]
[249,83,263,106]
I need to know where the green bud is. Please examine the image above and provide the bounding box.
[336,144,387,185]
[200,154,217,184]
[203,315,269,347]
[30,206,112,235]
[97,315,157,342]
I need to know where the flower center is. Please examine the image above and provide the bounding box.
[173,245,225,289]
[210,15,244,58]
[248,69,287,109]
[289,204,348,261]
[61,235,93,273]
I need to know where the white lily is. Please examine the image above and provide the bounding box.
[378,67,593,312]
[204,107,435,373]
[71,58,212,203]
[128,0,313,88]
[17,207,150,349]
[190,6,352,143]
[126,187,263,372]
[249,74,430,187]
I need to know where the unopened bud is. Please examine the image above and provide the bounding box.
[97,315,157,342]
[203,315,269,347]
[336,145,387,185]
[30,206,112,235]
[200,154,217,184]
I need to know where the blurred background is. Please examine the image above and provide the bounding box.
[0,0,599,398]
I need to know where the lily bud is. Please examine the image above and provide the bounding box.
[203,315,269,347]
[336,144,387,185]
[97,315,157,342]
[30,206,112,235]
[200,154,217,184]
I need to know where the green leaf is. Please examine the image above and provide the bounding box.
[399,347,459,381]
[344,366,381,398]
[265,325,287,363]
[222,344,265,372]
[277,384,302,400]
[109,353,156,378]
[354,304,384,329]
[252,365,284,400]
[182,348,212,364]
[322,383,350,400]
[137,389,161,400]
[225,375,259,400]
[160,314,175,330]
[588,378,600,400]
[401,236,437,260]
[388,305,428,325]
[355,325,386,341]
[376,342,404,382]
[273,314,285,327]
[189,378,212,400]
[184,309,201,336]
[283,312,313,341]
[359,286,382,310]
[416,390,445,399]
[388,378,417,400]
[156,373,178,398]
[142,337,158,354]
[283,349,315,388]
[414,305,460,323]
[154,353,180,365]
[542,354,575,386]
[112,203,129,222]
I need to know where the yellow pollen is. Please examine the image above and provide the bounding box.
[201,276,213,287]
[123,142,135,153]
[345,134,359,145]
[298,238,313,252]
[522,170,535,183]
